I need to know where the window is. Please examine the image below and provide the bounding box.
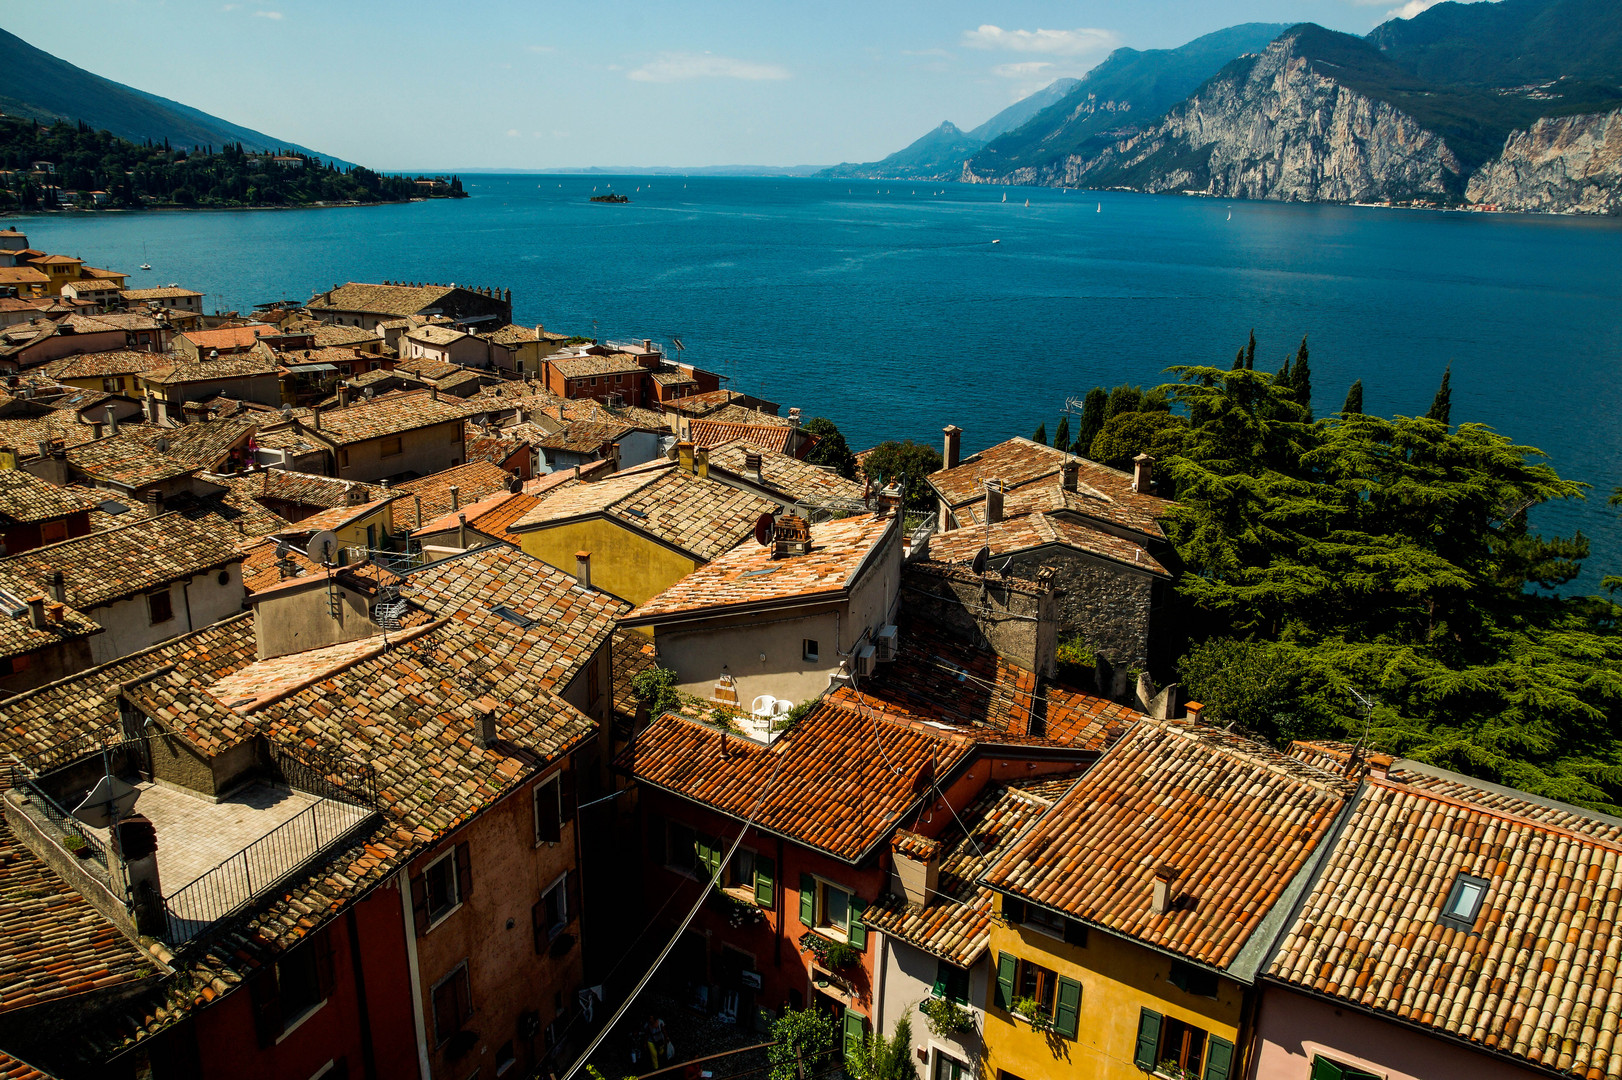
[1023,905,1067,939]
[1310,1057,1383,1080]
[381,436,403,457]
[932,1050,969,1080]
[540,873,569,940]
[1168,960,1219,998]
[495,1040,517,1076]
[411,843,472,933]
[723,847,776,907]
[932,959,970,1004]
[798,875,866,949]
[431,962,473,1046]
[534,776,562,844]
[1132,1008,1234,1080]
[248,935,334,1047]
[1440,872,1488,931]
[993,952,1080,1039]
[147,588,173,625]
[802,638,819,662]
[666,822,698,874]
[102,377,123,392]
[39,520,67,544]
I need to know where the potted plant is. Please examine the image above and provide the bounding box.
[1011,995,1051,1032]
[918,996,974,1037]
[63,834,91,860]
[798,931,857,971]
[1156,1061,1199,1080]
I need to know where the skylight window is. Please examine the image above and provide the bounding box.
[1439,872,1488,931]
[489,603,535,629]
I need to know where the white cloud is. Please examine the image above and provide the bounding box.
[253,9,283,18]
[221,3,240,10]
[962,25,1119,56]
[1345,0,1498,18]
[628,52,790,83]
[992,61,1054,79]
[506,129,520,137]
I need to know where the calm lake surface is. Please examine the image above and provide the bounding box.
[14,175,1622,590]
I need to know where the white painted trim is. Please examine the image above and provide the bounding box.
[398,869,432,1080]
[274,998,328,1044]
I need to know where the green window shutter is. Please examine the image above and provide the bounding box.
[1133,1008,1163,1070]
[1053,976,1081,1040]
[842,1009,867,1061]
[799,874,816,926]
[1309,1058,1345,1080]
[1202,1035,1234,1080]
[994,952,1016,1011]
[848,896,867,950]
[754,854,775,908]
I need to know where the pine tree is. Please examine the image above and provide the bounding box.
[1032,422,1047,446]
[1103,385,1143,420]
[1054,416,1071,454]
[1076,388,1107,458]
[1291,336,1312,418]
[1342,379,1363,415]
[1246,329,1256,370]
[1427,364,1453,425]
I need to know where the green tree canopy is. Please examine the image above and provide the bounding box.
[1088,410,1188,471]
[1427,364,1453,425]
[1075,388,1108,454]
[803,417,858,479]
[1341,379,1363,415]
[862,440,943,514]
[846,1015,918,1080]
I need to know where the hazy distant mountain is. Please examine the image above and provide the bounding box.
[820,122,987,181]
[966,2,1622,214]
[0,27,346,165]
[966,79,1081,142]
[963,24,1289,180]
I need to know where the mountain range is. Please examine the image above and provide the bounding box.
[836,0,1622,213]
[0,27,344,165]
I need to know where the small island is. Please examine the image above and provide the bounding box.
[590,193,630,203]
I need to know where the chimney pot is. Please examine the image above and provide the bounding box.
[1151,866,1181,915]
[744,451,763,482]
[477,708,497,749]
[1183,700,1204,724]
[1133,453,1155,494]
[449,485,460,511]
[49,570,64,603]
[1062,459,1079,492]
[574,550,592,590]
[943,425,962,471]
[26,595,46,630]
[694,445,709,479]
[145,490,163,516]
[985,479,1005,525]
[105,406,119,436]
[676,440,696,474]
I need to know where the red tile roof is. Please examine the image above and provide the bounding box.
[983,720,1353,972]
[0,512,242,609]
[926,512,1169,576]
[0,472,99,525]
[178,325,276,352]
[410,490,540,539]
[625,700,976,863]
[689,420,796,455]
[392,460,515,526]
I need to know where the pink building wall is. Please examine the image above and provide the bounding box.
[1251,984,1542,1080]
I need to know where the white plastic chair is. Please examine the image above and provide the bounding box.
[772,699,794,717]
[751,695,778,717]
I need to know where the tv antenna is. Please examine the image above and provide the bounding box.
[1346,684,1379,764]
[1060,395,1093,462]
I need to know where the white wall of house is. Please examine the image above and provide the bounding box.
[85,563,244,664]
[876,933,988,1079]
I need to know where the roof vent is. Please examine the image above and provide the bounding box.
[1151,865,1181,915]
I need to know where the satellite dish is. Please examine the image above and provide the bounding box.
[971,546,990,575]
[309,529,339,566]
[72,773,139,829]
[273,539,290,559]
[755,513,776,547]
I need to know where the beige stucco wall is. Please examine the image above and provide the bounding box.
[330,420,464,483]
[252,583,376,660]
[86,564,243,665]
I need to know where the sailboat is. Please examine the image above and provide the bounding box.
[1024,198,1029,208]
[139,242,151,271]
[1001,192,1007,203]
[1096,202,1101,213]
[1227,207,1233,220]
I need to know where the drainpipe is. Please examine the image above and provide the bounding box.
[397,869,432,1080]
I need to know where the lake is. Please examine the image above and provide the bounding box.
[13,175,1622,590]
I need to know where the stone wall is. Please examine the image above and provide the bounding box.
[901,562,1056,678]
[1003,549,1157,671]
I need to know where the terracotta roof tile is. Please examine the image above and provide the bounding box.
[35,350,173,381]
[410,491,540,539]
[176,326,276,353]
[294,391,471,447]
[705,441,867,506]
[0,472,99,525]
[983,720,1353,970]
[927,512,1169,576]
[0,513,242,608]
[393,460,515,525]
[0,571,102,660]
[689,420,795,455]
[237,537,321,594]
[551,353,646,379]
[311,283,458,319]
[63,434,198,488]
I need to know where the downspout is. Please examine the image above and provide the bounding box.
[871,931,889,1040]
[774,833,786,971]
[397,868,432,1080]
[346,906,379,1080]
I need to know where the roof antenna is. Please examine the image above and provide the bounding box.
[1345,684,1379,773]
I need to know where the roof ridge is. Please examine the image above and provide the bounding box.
[1369,775,1622,854]
[4,507,184,555]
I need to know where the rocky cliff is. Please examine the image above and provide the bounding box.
[1466,109,1622,212]
[972,35,1467,203]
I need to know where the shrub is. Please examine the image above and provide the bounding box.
[630,666,681,718]
[918,996,974,1037]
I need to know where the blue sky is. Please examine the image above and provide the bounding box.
[4,0,1468,170]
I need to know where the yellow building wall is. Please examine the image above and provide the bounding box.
[983,899,1244,1080]
[334,504,395,553]
[515,517,698,605]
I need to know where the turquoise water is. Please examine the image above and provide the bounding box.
[14,175,1622,590]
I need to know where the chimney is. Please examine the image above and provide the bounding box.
[643,339,652,352]
[877,482,904,518]
[694,445,709,479]
[574,550,592,590]
[943,425,962,471]
[91,420,103,440]
[771,514,811,560]
[449,485,461,511]
[675,440,695,474]
[104,406,119,436]
[1133,453,1154,494]
[457,513,468,550]
[26,595,46,630]
[985,479,1005,524]
[337,384,350,407]
[145,490,163,517]
[476,706,497,749]
[743,450,763,483]
[1062,459,1079,492]
[48,570,64,604]
[311,410,321,430]
[891,832,941,911]
[1183,700,1204,724]
[1151,866,1181,915]
[430,386,440,400]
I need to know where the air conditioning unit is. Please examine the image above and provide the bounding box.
[855,644,876,679]
[874,624,899,662]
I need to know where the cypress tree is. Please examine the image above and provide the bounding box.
[1342,379,1363,415]
[1233,348,1245,371]
[1427,365,1452,425]
[1076,388,1107,457]
[1291,336,1312,417]
[1054,416,1071,454]
[1277,355,1291,385]
[1246,329,1256,370]
[1032,422,1048,446]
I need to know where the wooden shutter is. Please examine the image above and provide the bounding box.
[696,835,718,879]
[842,1009,866,1062]
[994,952,1016,1011]
[249,968,282,1048]
[754,854,775,908]
[410,871,430,935]
[1308,1058,1344,1080]
[799,874,816,926]
[560,761,577,824]
[1203,1036,1235,1080]
[1053,976,1081,1040]
[847,896,867,950]
[1133,1008,1163,1070]
[455,841,473,901]
[537,782,561,844]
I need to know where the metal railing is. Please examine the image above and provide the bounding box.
[161,796,374,944]
[23,779,112,872]
[266,742,379,809]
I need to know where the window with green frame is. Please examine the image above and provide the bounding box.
[1309,1056,1382,1080]
[932,959,970,1004]
[992,952,1081,1039]
[798,874,867,948]
[1131,1007,1234,1080]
